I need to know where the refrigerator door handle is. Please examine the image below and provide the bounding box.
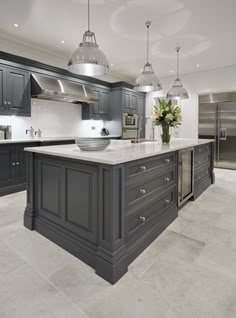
[219,128,227,140]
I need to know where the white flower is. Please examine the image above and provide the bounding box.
[165,114,174,121]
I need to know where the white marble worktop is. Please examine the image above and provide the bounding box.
[0,135,121,144]
[0,137,75,144]
[24,138,214,165]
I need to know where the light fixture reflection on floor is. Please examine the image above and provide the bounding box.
[67,0,109,77]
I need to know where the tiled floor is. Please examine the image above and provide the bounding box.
[0,168,236,318]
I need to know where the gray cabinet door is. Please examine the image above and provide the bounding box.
[138,95,145,138]
[130,93,138,112]
[37,157,98,243]
[0,67,5,114]
[5,67,31,116]
[123,91,131,112]
[100,89,110,119]
[0,145,14,189]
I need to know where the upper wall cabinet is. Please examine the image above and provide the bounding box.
[82,86,111,120]
[0,65,31,117]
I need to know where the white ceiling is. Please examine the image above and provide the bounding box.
[0,0,235,83]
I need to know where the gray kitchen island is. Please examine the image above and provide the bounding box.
[24,139,214,284]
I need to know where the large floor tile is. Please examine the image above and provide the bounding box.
[49,258,110,308]
[164,265,236,318]
[0,264,88,318]
[81,275,171,318]
[0,240,25,275]
[2,227,79,278]
[151,229,205,264]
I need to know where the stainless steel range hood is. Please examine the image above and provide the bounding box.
[31,73,99,104]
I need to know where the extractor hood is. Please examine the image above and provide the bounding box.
[31,73,99,104]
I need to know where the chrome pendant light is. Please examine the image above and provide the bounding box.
[167,47,189,100]
[134,21,162,93]
[67,0,109,77]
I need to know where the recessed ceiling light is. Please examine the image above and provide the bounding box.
[196,64,200,67]
[170,70,174,73]
[140,69,143,72]
[14,23,19,28]
[110,63,114,67]
[61,40,65,44]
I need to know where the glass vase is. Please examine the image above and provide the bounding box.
[161,123,171,144]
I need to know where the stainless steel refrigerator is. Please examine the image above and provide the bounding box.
[199,92,236,170]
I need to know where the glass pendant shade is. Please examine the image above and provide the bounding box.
[135,63,162,92]
[134,21,162,93]
[167,47,189,100]
[167,78,189,99]
[67,0,109,77]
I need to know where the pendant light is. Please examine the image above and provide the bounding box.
[67,0,109,77]
[167,47,189,99]
[134,21,162,93]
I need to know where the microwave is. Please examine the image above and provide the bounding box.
[122,112,138,129]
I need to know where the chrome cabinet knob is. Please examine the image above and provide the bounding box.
[139,189,146,195]
[139,216,146,222]
[164,177,170,182]
[165,158,170,163]
[8,101,11,105]
[139,165,146,172]
[16,162,20,166]
[164,199,170,204]
[12,162,16,166]
[4,101,7,105]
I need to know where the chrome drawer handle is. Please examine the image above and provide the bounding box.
[16,162,20,166]
[164,199,170,204]
[164,177,170,182]
[12,162,16,166]
[139,216,146,223]
[139,165,146,172]
[139,189,146,195]
[165,158,170,163]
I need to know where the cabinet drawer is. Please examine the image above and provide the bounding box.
[126,168,176,211]
[194,165,211,186]
[194,143,211,157]
[126,152,176,180]
[127,186,176,239]
[194,152,211,171]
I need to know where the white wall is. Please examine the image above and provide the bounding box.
[0,99,107,139]
[145,65,236,140]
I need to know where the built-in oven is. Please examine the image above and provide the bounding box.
[122,112,139,139]
[122,112,138,129]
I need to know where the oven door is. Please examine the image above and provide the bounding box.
[122,113,138,129]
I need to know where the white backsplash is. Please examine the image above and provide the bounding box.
[0,99,108,139]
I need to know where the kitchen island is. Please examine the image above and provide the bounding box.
[24,139,214,284]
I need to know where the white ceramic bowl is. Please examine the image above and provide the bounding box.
[75,137,110,151]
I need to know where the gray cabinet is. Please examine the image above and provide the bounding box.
[82,87,111,120]
[0,139,75,196]
[122,89,138,113]
[0,65,31,116]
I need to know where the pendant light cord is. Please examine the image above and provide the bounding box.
[88,0,90,31]
[176,47,180,79]
[146,21,151,64]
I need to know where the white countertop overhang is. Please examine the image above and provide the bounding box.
[24,138,214,165]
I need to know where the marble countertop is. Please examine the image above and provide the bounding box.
[0,135,121,144]
[25,138,214,165]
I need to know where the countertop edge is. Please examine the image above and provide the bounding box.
[24,139,215,165]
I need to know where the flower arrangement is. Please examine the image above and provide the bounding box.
[153,98,182,143]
